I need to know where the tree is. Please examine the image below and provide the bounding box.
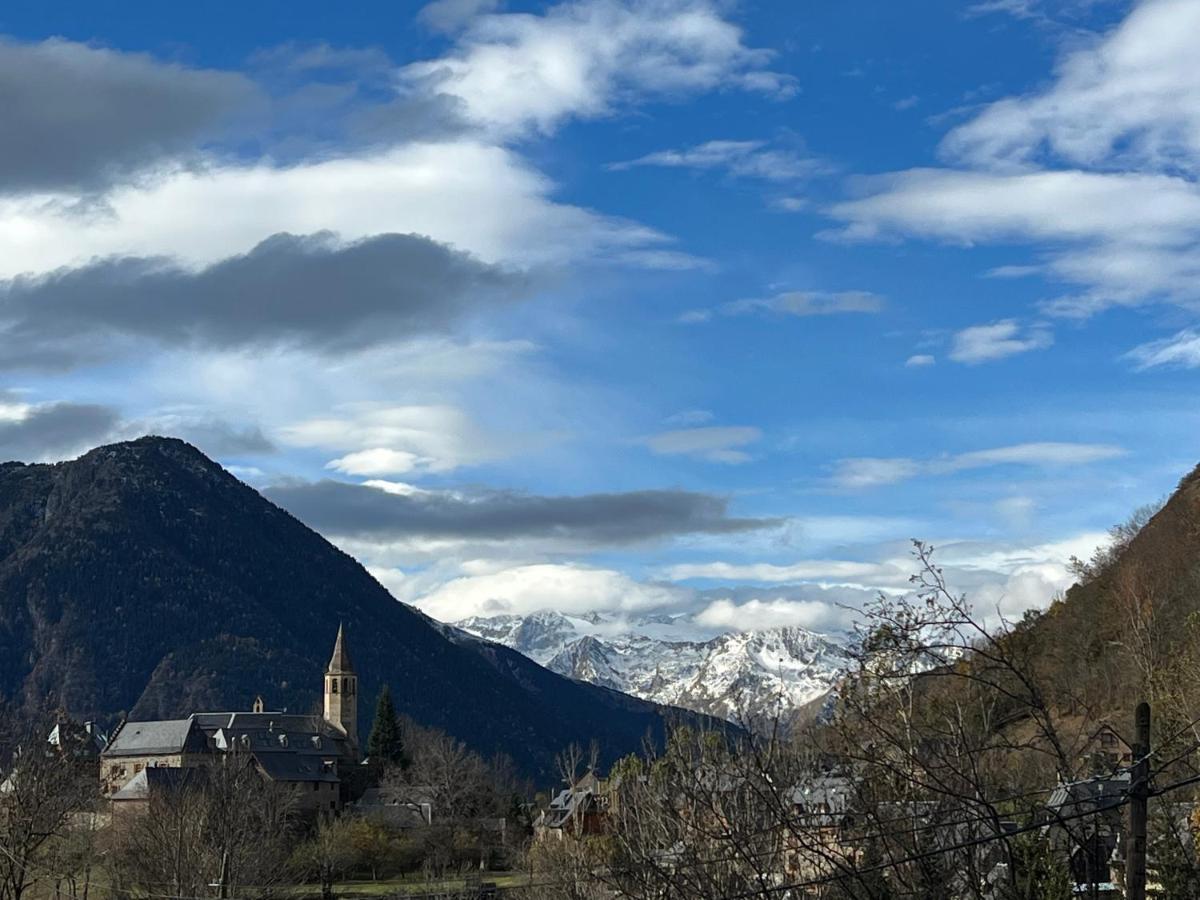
[107,754,300,899]
[367,685,407,768]
[0,751,94,900]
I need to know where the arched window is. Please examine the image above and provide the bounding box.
[331,679,339,694]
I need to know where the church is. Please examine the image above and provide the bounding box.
[101,625,361,812]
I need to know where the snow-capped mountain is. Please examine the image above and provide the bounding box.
[452,611,848,727]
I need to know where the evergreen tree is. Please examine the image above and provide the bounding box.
[366,685,406,767]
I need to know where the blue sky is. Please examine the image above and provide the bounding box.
[1,0,1196,632]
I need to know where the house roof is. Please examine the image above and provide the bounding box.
[104,719,206,758]
[253,751,338,783]
[1047,773,1130,816]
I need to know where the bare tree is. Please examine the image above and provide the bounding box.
[0,730,96,900]
[107,753,300,899]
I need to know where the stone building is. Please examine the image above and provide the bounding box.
[101,626,360,811]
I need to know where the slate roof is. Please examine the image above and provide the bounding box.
[254,751,338,783]
[104,719,207,758]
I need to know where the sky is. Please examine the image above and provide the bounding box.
[0,0,1197,635]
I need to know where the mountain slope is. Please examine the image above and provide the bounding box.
[0,437,717,780]
[454,611,848,725]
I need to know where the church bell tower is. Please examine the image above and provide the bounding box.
[323,623,358,751]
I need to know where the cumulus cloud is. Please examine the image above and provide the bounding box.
[609,139,819,182]
[694,596,858,633]
[831,441,1126,489]
[0,232,528,369]
[413,562,686,621]
[0,36,259,193]
[681,290,883,324]
[400,0,795,138]
[905,354,936,367]
[639,425,762,464]
[949,319,1053,364]
[265,478,777,544]
[0,399,120,461]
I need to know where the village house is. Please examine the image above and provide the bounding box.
[534,771,614,841]
[101,625,360,813]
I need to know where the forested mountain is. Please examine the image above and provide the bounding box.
[0,437,717,780]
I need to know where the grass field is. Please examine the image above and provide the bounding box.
[287,872,530,897]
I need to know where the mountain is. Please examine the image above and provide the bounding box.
[453,611,848,726]
[0,437,720,781]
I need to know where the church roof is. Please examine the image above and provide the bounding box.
[104,719,207,757]
[327,622,354,674]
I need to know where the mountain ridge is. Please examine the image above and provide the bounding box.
[453,610,848,726]
[0,436,721,780]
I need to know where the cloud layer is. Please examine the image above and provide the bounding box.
[267,479,777,544]
[0,231,527,368]
[0,36,258,193]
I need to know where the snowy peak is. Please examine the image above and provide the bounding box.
[452,611,848,727]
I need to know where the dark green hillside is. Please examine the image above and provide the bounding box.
[0,436,713,780]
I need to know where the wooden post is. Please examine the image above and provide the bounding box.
[1126,701,1151,900]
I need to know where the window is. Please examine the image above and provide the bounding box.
[331,679,338,694]
[330,801,336,810]
[312,782,319,792]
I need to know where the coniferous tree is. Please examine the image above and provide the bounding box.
[366,686,406,767]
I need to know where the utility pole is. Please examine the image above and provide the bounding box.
[1126,701,1151,900]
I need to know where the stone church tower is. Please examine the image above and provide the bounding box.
[323,623,358,751]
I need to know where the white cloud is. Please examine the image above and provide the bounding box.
[0,141,669,279]
[413,562,685,621]
[826,0,1200,316]
[610,139,818,182]
[905,353,936,367]
[400,0,795,138]
[1125,328,1200,369]
[831,441,1125,488]
[640,425,761,463]
[695,597,855,632]
[949,319,1053,364]
[946,0,1200,173]
[831,457,923,490]
[663,559,904,585]
[327,448,425,476]
[282,403,502,473]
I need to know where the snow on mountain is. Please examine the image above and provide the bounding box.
[452,610,848,726]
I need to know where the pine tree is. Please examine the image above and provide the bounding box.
[366,685,406,767]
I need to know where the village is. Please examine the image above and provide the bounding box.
[2,620,1196,899]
